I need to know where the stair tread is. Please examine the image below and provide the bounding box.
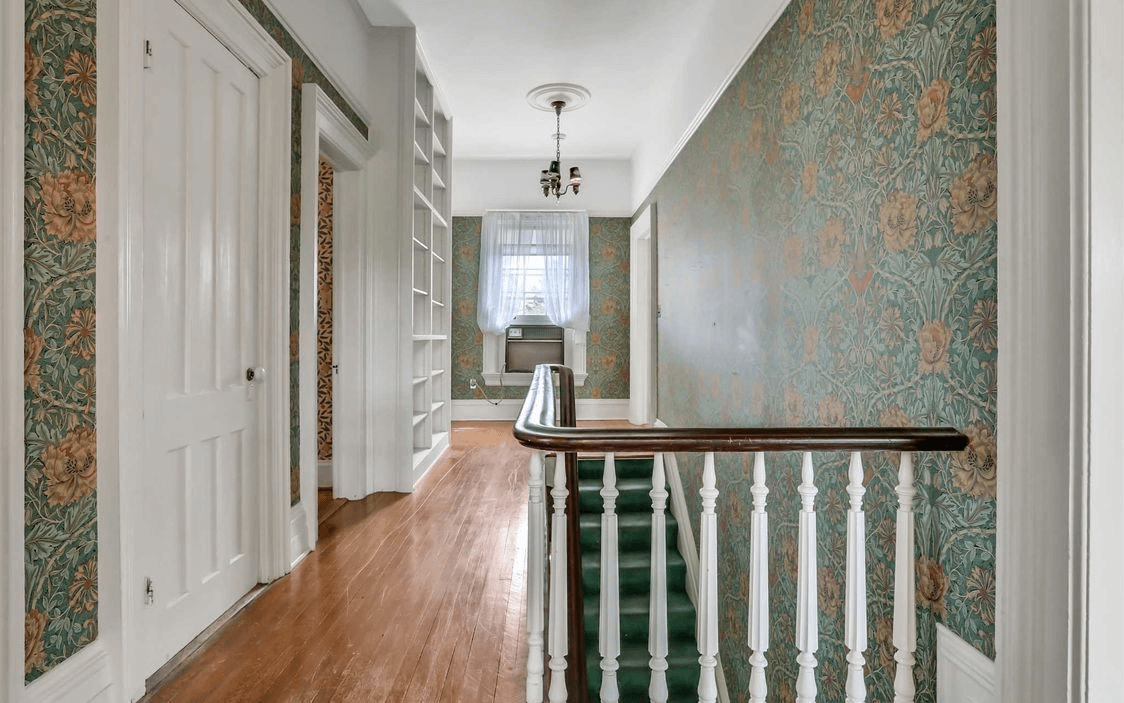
[583,592,695,617]
[582,548,687,571]
[575,454,697,702]
[577,457,655,480]
[578,511,679,528]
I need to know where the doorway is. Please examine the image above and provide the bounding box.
[315,158,344,523]
[630,204,656,425]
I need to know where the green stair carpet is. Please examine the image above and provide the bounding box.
[576,457,699,702]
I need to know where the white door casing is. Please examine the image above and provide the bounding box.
[1085,0,1124,697]
[1,0,25,698]
[138,0,262,677]
[630,204,655,425]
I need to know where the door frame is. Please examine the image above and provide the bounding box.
[995,0,1105,700]
[296,84,374,558]
[1,0,25,698]
[629,204,656,425]
[97,0,291,698]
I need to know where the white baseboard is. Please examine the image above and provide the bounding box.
[317,460,332,488]
[289,503,310,569]
[937,623,996,703]
[451,398,630,421]
[23,640,113,703]
[655,421,730,703]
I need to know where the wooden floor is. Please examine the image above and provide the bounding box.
[143,422,533,703]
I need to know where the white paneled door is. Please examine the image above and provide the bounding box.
[139,0,262,678]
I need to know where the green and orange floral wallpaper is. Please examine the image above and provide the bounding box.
[642,0,996,701]
[451,216,631,401]
[24,0,99,682]
[22,0,365,682]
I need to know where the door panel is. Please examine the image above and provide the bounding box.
[140,0,261,678]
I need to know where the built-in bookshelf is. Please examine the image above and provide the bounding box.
[408,47,452,475]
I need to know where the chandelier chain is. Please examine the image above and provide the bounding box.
[555,106,561,164]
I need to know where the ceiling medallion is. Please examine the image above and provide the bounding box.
[527,84,590,200]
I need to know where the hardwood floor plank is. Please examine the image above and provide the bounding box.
[142,422,537,703]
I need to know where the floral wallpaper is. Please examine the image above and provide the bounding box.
[640,0,996,701]
[24,0,99,683]
[20,0,368,682]
[317,159,334,461]
[232,0,367,505]
[451,216,631,401]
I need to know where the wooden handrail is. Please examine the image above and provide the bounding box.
[515,364,969,454]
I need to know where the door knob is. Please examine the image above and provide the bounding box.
[246,367,265,382]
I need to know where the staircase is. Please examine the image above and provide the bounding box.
[576,456,699,702]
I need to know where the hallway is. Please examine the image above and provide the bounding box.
[143,422,531,702]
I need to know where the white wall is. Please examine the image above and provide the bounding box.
[453,158,632,217]
[629,0,790,211]
[263,0,376,124]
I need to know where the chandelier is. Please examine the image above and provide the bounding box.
[539,100,582,200]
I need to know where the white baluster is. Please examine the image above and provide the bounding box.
[648,453,669,703]
[527,451,546,703]
[893,452,917,703]
[845,452,868,703]
[748,452,770,703]
[599,453,621,703]
[547,455,569,703]
[796,451,819,703]
[697,452,720,703]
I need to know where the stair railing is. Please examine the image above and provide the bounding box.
[514,364,968,703]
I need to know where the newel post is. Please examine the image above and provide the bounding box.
[748,452,770,703]
[697,452,720,703]
[893,452,917,703]
[795,452,819,703]
[526,451,546,703]
[547,454,569,703]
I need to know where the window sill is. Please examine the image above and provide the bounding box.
[483,371,586,387]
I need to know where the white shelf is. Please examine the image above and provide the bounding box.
[413,185,434,212]
[407,46,451,483]
[414,98,430,126]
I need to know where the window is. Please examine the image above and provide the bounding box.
[504,253,549,318]
[478,210,589,385]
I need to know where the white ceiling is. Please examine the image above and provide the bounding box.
[354,0,752,161]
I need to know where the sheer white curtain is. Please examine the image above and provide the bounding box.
[477,210,589,334]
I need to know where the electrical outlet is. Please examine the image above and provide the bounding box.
[469,378,478,390]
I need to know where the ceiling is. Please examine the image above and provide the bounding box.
[352,0,752,162]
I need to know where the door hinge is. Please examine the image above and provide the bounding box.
[144,39,153,69]
[144,576,155,606]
